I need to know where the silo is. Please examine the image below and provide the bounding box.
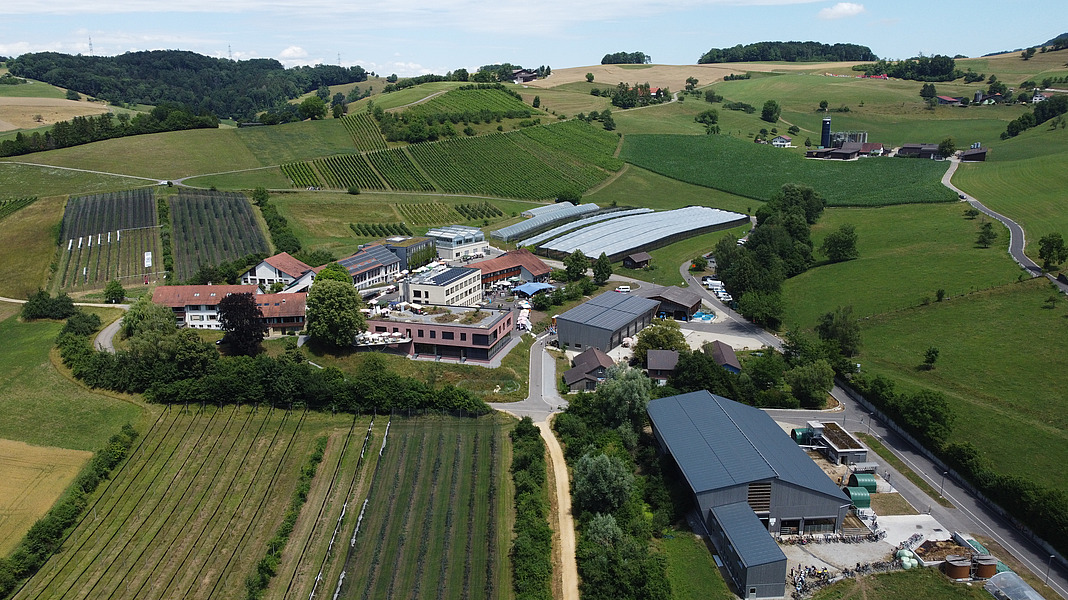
[943,556,971,579]
[821,118,831,148]
[848,473,878,493]
[974,555,998,579]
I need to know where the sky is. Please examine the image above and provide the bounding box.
[1,1,1065,76]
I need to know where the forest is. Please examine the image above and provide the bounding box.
[7,50,369,121]
[697,41,876,63]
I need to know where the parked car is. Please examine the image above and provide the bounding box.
[958,193,967,199]
[614,285,631,293]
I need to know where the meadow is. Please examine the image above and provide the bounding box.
[14,405,345,600]
[857,277,1068,493]
[660,532,734,600]
[782,202,1024,328]
[812,566,990,600]
[621,133,957,206]
[0,195,66,298]
[0,162,150,200]
[333,415,513,600]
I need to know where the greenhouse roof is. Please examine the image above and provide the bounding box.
[516,208,653,248]
[491,203,599,242]
[521,202,573,218]
[539,206,747,257]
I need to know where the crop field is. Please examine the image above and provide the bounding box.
[169,189,270,281]
[857,277,1068,494]
[55,189,163,290]
[621,134,957,206]
[403,87,534,121]
[366,148,435,191]
[13,405,337,600]
[0,439,92,555]
[332,416,512,600]
[340,113,388,151]
[395,201,458,225]
[0,195,37,220]
[281,161,324,188]
[311,154,379,189]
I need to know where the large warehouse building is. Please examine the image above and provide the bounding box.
[556,291,660,352]
[648,391,853,598]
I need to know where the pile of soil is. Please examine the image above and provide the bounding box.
[915,539,971,561]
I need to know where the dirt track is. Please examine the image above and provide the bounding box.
[538,420,579,600]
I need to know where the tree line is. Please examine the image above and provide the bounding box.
[8,50,368,122]
[509,418,553,600]
[601,52,651,65]
[699,41,876,64]
[1002,94,1068,139]
[0,104,217,158]
[853,55,960,81]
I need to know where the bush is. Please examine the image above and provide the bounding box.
[22,290,76,320]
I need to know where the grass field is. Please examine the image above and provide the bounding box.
[621,134,957,206]
[0,78,68,99]
[782,202,1024,328]
[660,531,735,600]
[953,124,1068,264]
[333,415,513,600]
[236,119,358,165]
[0,162,151,200]
[0,194,64,298]
[857,434,952,510]
[14,405,347,600]
[180,166,293,190]
[0,97,110,131]
[812,566,990,600]
[857,278,1068,494]
[0,314,142,451]
[587,164,756,213]
[0,439,92,555]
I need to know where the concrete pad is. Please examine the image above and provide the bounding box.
[878,514,953,548]
[678,328,766,352]
[782,540,897,574]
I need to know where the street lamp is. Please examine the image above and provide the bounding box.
[1047,554,1055,585]
[866,413,873,437]
[939,471,948,498]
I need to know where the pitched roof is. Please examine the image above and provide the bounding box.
[254,292,306,318]
[710,502,787,568]
[572,347,614,372]
[636,284,703,310]
[646,390,849,501]
[563,366,598,386]
[625,252,652,262]
[263,252,313,279]
[557,291,660,332]
[473,249,550,277]
[338,243,400,277]
[152,285,258,307]
[647,349,679,371]
[710,340,741,372]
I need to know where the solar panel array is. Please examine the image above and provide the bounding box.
[491,203,600,242]
[516,208,653,248]
[539,206,746,257]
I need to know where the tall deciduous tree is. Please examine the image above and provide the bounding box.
[218,292,268,355]
[299,96,327,120]
[104,280,126,304]
[760,99,781,123]
[938,137,956,158]
[593,252,613,285]
[572,450,634,517]
[820,223,859,262]
[1038,232,1068,270]
[632,319,688,366]
[564,249,589,281]
[815,305,861,357]
[784,358,834,409]
[306,279,365,348]
[976,221,997,248]
[316,262,352,283]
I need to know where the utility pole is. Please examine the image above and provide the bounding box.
[1047,555,1055,584]
[88,35,94,56]
[939,471,948,498]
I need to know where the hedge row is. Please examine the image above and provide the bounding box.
[253,189,301,255]
[0,424,139,596]
[510,417,553,600]
[245,436,328,599]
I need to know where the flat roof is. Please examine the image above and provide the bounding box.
[410,265,479,287]
[647,391,849,502]
[557,291,660,333]
[711,502,788,568]
[373,305,509,328]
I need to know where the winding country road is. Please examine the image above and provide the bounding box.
[0,296,129,351]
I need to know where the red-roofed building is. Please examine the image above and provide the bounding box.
[254,292,307,334]
[241,252,313,289]
[152,285,258,329]
[472,249,551,288]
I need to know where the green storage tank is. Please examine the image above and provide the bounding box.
[791,428,813,444]
[843,486,870,509]
[848,473,877,493]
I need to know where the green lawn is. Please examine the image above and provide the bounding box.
[0,194,67,299]
[181,166,293,190]
[0,162,152,200]
[621,134,957,206]
[857,277,1068,493]
[660,532,734,600]
[235,119,358,165]
[813,567,990,600]
[782,202,1023,328]
[953,124,1068,265]
[0,314,143,451]
[0,79,68,99]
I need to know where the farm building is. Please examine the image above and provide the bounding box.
[771,135,792,147]
[338,243,402,289]
[646,349,679,385]
[152,284,259,329]
[517,208,653,249]
[402,265,482,307]
[622,252,652,269]
[897,143,940,159]
[512,68,538,84]
[473,249,551,288]
[240,252,313,289]
[806,421,869,465]
[936,95,964,105]
[365,305,515,362]
[647,391,852,597]
[381,236,434,270]
[562,347,615,391]
[709,340,741,374]
[521,202,574,218]
[556,291,659,352]
[635,284,703,321]
[961,147,988,162]
[425,225,490,261]
[254,292,307,335]
[493,203,600,242]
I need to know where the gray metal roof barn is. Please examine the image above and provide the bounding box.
[556,291,660,352]
[647,391,853,598]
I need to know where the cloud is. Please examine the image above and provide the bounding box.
[818,2,864,19]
